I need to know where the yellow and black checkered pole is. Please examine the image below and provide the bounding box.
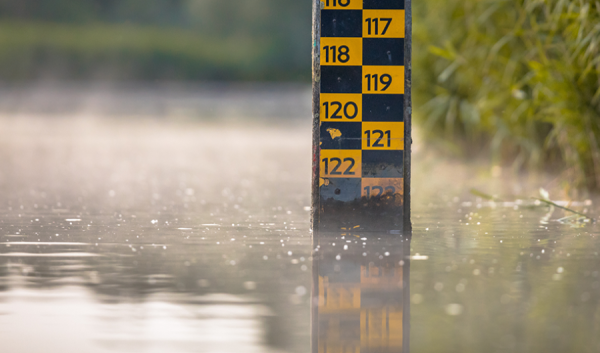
[312,0,411,233]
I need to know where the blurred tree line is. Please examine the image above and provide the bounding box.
[0,0,310,80]
[2,0,600,189]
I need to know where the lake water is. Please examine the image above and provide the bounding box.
[0,84,598,353]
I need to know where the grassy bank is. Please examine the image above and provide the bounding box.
[0,21,309,81]
[414,0,600,190]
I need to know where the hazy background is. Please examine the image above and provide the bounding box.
[0,0,309,81]
[1,0,599,190]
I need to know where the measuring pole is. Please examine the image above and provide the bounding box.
[311,0,411,233]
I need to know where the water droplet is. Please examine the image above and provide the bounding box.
[295,286,307,296]
[411,294,423,304]
[445,303,463,316]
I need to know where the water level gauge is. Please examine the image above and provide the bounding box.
[312,0,412,233]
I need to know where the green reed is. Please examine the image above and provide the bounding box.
[414,0,600,189]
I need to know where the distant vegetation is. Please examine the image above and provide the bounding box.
[1,0,599,189]
[0,0,310,81]
[413,0,600,190]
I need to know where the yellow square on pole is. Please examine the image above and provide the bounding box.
[321,0,362,10]
[320,150,362,178]
[362,10,405,38]
[320,94,363,122]
[362,122,404,150]
[362,66,404,94]
[321,38,363,66]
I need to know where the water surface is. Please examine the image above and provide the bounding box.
[0,85,598,352]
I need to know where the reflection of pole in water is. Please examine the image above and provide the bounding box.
[312,232,410,353]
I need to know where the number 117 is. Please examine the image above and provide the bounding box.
[365,18,392,35]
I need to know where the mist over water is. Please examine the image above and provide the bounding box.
[0,84,598,352]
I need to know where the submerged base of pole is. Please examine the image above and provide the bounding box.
[318,189,403,232]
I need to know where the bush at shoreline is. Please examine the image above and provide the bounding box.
[414,0,600,189]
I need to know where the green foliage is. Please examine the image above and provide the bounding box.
[414,0,600,189]
[0,0,311,81]
[0,21,303,81]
